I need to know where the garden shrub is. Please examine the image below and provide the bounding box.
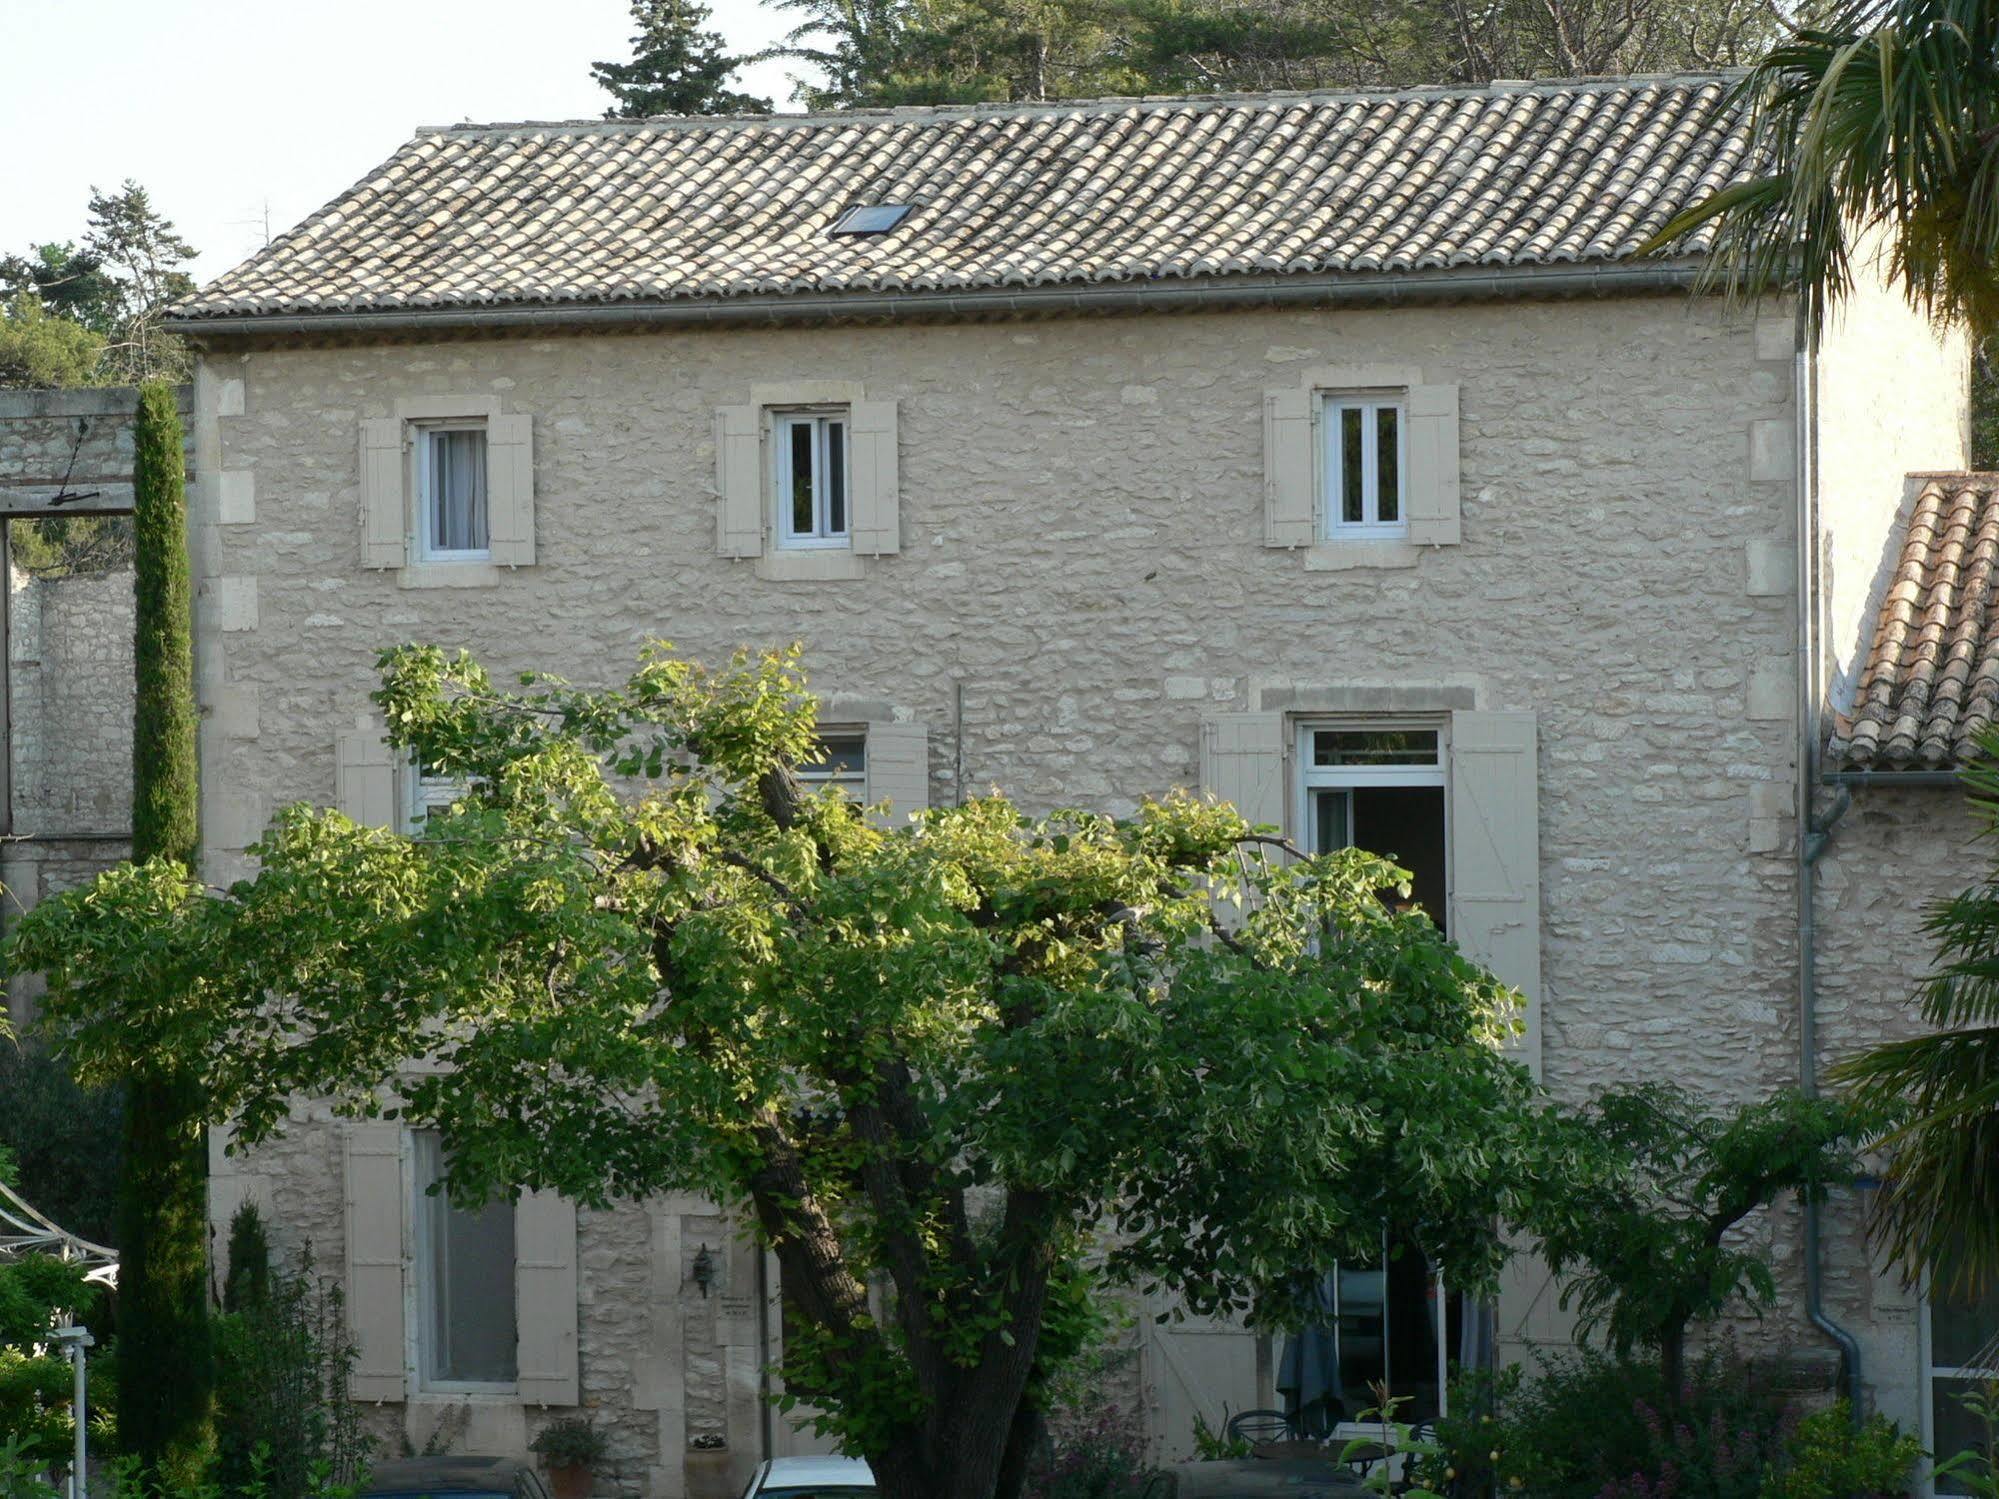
[1417,1348,1792,1499]
[1023,1402,1151,1499]
[1758,1401,1918,1499]
[0,1254,108,1469]
[210,1216,368,1498]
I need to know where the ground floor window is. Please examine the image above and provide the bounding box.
[412,1131,516,1388]
[1929,1265,1999,1493]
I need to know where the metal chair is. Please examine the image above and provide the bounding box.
[1225,1407,1296,1444]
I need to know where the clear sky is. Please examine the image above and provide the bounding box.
[2,0,814,286]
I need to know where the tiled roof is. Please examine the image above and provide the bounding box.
[1831,476,1999,770]
[172,75,1755,323]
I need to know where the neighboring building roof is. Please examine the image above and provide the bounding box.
[1831,475,1999,770]
[171,75,1754,328]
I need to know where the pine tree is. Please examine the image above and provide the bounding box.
[593,0,771,117]
[84,184,197,384]
[119,380,212,1487]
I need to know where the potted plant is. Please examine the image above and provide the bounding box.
[530,1417,608,1499]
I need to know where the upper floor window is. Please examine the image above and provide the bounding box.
[417,424,490,562]
[1297,723,1446,934]
[403,758,464,834]
[1321,396,1405,541]
[773,410,849,550]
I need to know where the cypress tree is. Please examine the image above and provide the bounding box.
[120,378,212,1484]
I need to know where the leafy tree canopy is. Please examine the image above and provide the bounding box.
[0,294,107,391]
[1534,1082,1873,1394]
[595,0,773,116]
[11,643,1581,1499]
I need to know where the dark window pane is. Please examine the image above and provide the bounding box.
[1934,1380,1999,1495]
[803,733,867,781]
[1341,406,1364,523]
[1935,1271,1999,1371]
[1376,406,1400,523]
[1312,730,1439,767]
[826,420,847,536]
[1314,789,1352,852]
[789,422,814,535]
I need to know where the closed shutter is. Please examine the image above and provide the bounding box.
[486,413,536,567]
[1447,710,1541,1074]
[1263,390,1315,548]
[864,722,929,825]
[714,405,763,558]
[359,419,407,569]
[849,401,901,556]
[335,721,398,829]
[1199,712,1287,829]
[343,1123,407,1402]
[1406,384,1462,546]
[515,1189,579,1407]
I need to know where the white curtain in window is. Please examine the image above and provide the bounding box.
[429,430,489,553]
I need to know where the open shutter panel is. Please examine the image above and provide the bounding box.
[515,1189,580,1407]
[864,722,929,825]
[1448,710,1541,1075]
[1406,383,1462,546]
[359,419,407,568]
[848,401,901,556]
[714,405,764,558]
[336,721,398,830]
[1199,712,1287,828]
[486,413,536,567]
[343,1124,407,1402]
[1263,390,1315,548]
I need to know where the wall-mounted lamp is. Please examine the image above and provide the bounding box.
[691,1244,715,1298]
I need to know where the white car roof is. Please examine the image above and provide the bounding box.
[762,1456,875,1485]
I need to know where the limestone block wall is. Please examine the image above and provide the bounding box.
[185,292,1825,1487]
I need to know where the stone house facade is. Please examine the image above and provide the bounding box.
[162,76,1975,1494]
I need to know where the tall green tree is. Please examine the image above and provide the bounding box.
[84,184,198,385]
[0,243,122,335]
[116,380,212,1486]
[593,0,772,116]
[11,643,1580,1499]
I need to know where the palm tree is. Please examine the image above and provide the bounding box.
[1833,743,1999,1293]
[1649,0,1999,333]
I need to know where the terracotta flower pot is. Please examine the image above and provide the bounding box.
[548,1463,593,1499]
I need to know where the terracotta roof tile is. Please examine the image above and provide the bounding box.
[1831,475,1999,769]
[172,75,1755,322]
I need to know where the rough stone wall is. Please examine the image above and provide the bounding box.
[0,386,187,1029]
[1813,786,1986,1437]
[182,293,1909,1488]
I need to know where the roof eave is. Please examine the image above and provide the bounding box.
[165,260,1712,343]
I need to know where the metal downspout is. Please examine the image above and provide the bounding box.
[1796,307,1865,1419]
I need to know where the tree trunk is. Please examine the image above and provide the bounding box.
[1659,1315,1689,1406]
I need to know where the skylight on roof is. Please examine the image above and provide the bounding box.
[831,204,912,236]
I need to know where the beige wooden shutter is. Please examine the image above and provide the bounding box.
[1448,710,1541,1075]
[864,722,929,825]
[848,401,901,556]
[714,404,764,558]
[486,413,536,567]
[343,1123,407,1402]
[515,1189,579,1406]
[359,419,407,569]
[1262,390,1315,548]
[335,720,398,829]
[1199,712,1287,828]
[1406,383,1462,546]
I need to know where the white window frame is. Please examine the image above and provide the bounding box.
[772,408,852,551]
[400,756,465,835]
[1320,394,1408,543]
[1295,719,1448,853]
[407,1130,518,1395]
[414,421,492,564]
[797,727,868,796]
[1923,1276,1999,1496]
